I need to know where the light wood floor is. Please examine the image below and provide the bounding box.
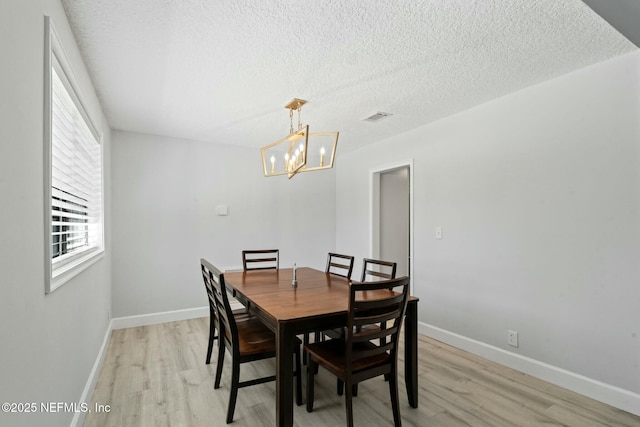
[84,318,640,427]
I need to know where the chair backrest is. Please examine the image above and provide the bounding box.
[201,258,218,319]
[242,249,279,271]
[325,252,354,279]
[344,276,410,373]
[360,258,397,282]
[206,261,239,353]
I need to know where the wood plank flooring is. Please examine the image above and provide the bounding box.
[83,318,640,426]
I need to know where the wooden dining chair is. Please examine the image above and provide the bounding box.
[326,252,355,279]
[303,252,356,363]
[200,258,251,365]
[305,276,410,427]
[361,258,397,282]
[361,258,398,347]
[242,249,279,271]
[207,262,302,423]
[324,258,399,347]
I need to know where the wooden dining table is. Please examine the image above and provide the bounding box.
[223,267,419,427]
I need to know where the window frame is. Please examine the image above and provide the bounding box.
[44,16,104,293]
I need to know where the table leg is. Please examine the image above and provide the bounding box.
[276,321,295,427]
[405,300,418,408]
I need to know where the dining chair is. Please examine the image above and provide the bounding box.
[361,258,397,282]
[242,249,279,271]
[325,252,355,279]
[361,258,398,347]
[304,276,410,427]
[324,258,399,347]
[200,258,251,365]
[303,252,356,363]
[208,262,302,423]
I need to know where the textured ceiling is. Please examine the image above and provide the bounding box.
[61,0,636,152]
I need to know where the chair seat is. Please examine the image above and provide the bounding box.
[232,307,252,321]
[235,318,301,357]
[323,324,381,340]
[305,339,389,375]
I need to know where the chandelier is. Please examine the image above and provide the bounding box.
[261,98,339,179]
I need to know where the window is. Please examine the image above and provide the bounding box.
[44,17,104,293]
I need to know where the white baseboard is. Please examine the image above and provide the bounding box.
[110,301,244,330]
[111,306,210,330]
[420,322,640,417]
[70,318,113,427]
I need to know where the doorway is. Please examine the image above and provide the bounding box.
[370,161,413,291]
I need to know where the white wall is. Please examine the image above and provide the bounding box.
[0,1,112,427]
[111,131,336,317]
[336,51,640,404]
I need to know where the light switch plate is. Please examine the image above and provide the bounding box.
[435,226,443,239]
[216,205,228,216]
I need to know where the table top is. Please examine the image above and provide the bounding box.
[224,267,413,322]
[223,267,352,321]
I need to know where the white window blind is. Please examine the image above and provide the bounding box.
[45,17,104,293]
[51,63,102,260]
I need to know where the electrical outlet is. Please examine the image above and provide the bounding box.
[508,330,519,347]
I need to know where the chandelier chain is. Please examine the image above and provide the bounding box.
[288,102,304,134]
[289,108,294,135]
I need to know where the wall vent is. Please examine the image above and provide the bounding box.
[363,112,392,122]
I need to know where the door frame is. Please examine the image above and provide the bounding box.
[369,159,414,294]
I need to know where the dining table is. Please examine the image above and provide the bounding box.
[223,267,419,427]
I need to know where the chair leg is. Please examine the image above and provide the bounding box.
[206,316,215,364]
[306,359,316,412]
[226,359,240,424]
[214,340,225,389]
[389,368,401,427]
[294,345,302,406]
[303,333,309,364]
[336,379,356,396]
[345,380,354,427]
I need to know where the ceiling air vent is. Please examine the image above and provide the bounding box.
[363,112,392,122]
